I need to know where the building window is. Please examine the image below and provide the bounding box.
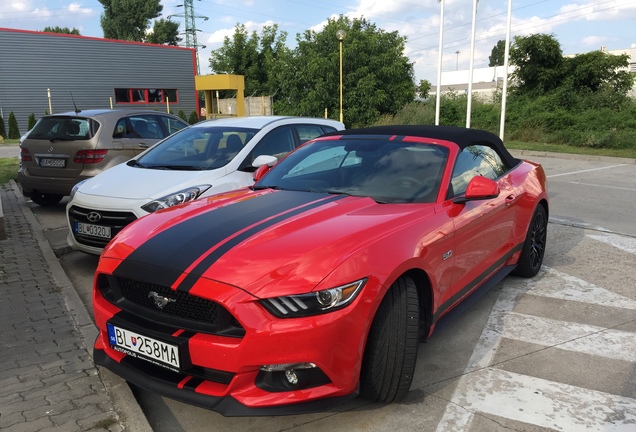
[114,88,178,104]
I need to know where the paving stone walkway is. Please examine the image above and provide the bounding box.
[0,183,123,432]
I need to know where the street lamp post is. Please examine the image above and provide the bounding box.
[455,50,460,71]
[336,29,346,123]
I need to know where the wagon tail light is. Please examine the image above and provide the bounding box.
[74,149,108,164]
[20,147,32,162]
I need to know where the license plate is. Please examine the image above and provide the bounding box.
[40,158,66,168]
[75,222,111,239]
[107,323,180,371]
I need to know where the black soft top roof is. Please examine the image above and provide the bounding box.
[323,125,519,168]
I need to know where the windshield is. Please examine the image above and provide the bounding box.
[256,138,449,203]
[136,126,258,170]
[28,117,96,141]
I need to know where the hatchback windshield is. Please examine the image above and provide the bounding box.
[134,126,258,170]
[28,117,97,141]
[256,138,449,203]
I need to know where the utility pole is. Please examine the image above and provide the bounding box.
[168,0,208,75]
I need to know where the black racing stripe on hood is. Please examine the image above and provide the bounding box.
[113,191,341,287]
[176,193,348,292]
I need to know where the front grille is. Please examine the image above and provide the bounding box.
[118,278,219,325]
[99,274,245,337]
[68,205,137,247]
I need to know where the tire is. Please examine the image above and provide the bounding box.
[30,192,63,207]
[512,204,547,278]
[360,276,420,403]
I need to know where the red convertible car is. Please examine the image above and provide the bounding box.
[92,125,548,416]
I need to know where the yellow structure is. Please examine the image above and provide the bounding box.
[195,74,245,119]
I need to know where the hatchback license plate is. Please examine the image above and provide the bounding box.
[75,222,111,239]
[107,323,180,370]
[39,158,66,168]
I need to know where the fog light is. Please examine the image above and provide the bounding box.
[285,369,299,385]
[256,363,331,392]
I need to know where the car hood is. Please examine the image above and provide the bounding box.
[106,189,434,298]
[78,163,228,200]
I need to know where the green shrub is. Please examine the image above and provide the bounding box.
[177,110,187,121]
[27,113,37,130]
[0,116,6,138]
[188,110,199,125]
[8,112,20,139]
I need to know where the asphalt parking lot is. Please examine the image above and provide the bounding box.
[8,148,636,431]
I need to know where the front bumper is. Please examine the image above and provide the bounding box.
[94,348,359,416]
[92,264,374,415]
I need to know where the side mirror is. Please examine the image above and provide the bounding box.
[453,176,500,204]
[252,155,278,168]
[252,155,278,182]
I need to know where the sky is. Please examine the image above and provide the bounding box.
[1,0,635,85]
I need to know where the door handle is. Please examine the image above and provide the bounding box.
[138,143,150,148]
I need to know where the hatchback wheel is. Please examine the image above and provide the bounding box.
[360,275,419,403]
[30,192,63,206]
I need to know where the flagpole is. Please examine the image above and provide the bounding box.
[466,0,478,128]
[435,0,445,126]
[499,0,513,140]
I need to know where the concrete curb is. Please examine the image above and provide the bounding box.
[0,189,5,240]
[10,180,153,432]
[509,149,636,165]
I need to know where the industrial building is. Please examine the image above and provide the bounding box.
[0,28,198,134]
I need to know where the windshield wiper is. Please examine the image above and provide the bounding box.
[127,160,144,167]
[146,165,203,171]
[252,185,283,190]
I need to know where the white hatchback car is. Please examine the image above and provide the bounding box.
[67,116,344,255]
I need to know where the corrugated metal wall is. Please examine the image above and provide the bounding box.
[0,28,197,135]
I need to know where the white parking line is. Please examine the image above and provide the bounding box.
[435,264,636,432]
[569,181,636,192]
[588,233,636,255]
[436,368,636,431]
[533,267,636,309]
[501,312,636,362]
[547,164,626,178]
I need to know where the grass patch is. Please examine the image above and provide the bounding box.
[505,140,636,159]
[0,139,19,145]
[0,158,19,185]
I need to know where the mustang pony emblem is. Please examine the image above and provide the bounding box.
[147,291,176,309]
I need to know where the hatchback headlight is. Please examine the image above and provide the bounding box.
[141,185,211,213]
[259,279,366,318]
[70,179,89,201]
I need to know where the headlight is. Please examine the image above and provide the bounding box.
[70,179,89,201]
[141,185,211,213]
[259,279,366,318]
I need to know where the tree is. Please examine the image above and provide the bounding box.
[98,0,162,41]
[27,113,37,130]
[509,33,564,95]
[565,50,634,94]
[43,26,80,35]
[489,40,505,67]
[276,16,415,127]
[209,24,289,96]
[145,18,181,45]
[416,79,431,99]
[8,112,20,140]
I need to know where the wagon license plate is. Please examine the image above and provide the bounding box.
[107,323,180,371]
[39,158,66,168]
[75,222,111,239]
